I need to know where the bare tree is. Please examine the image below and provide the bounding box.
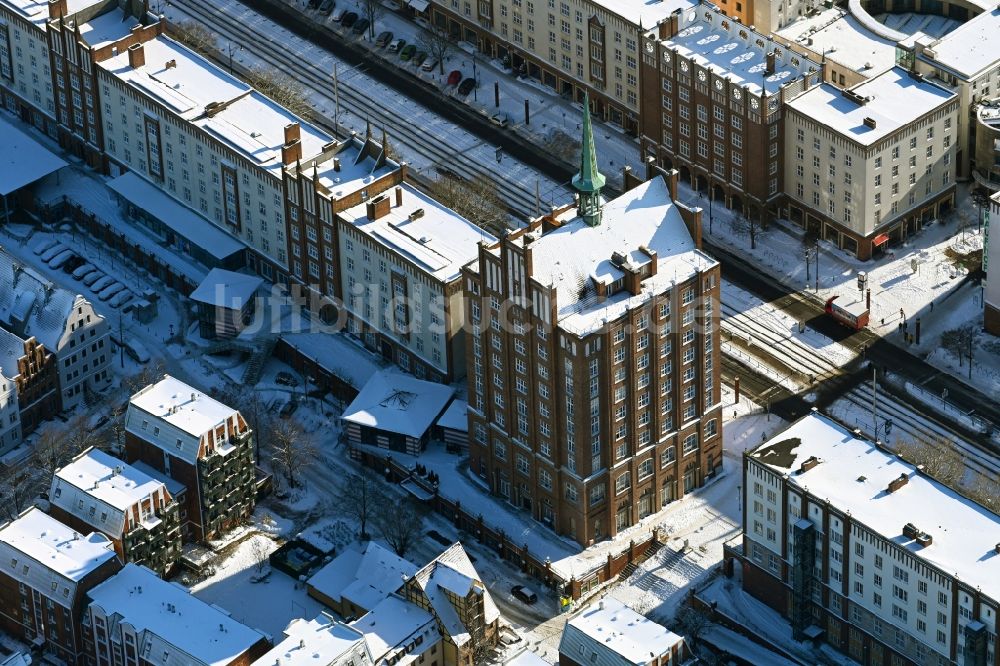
[0,464,41,522]
[360,0,384,40]
[895,437,965,488]
[728,212,760,250]
[245,67,312,121]
[32,426,73,481]
[122,360,166,397]
[268,419,318,490]
[108,402,127,455]
[336,470,384,540]
[428,174,510,234]
[416,25,453,75]
[64,414,100,459]
[168,20,218,56]
[965,471,1000,513]
[249,536,271,574]
[673,606,712,650]
[372,494,427,557]
[940,325,978,380]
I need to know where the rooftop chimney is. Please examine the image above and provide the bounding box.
[366,195,390,221]
[284,122,300,146]
[799,456,820,474]
[765,50,776,75]
[127,44,145,70]
[863,116,877,129]
[395,186,403,207]
[887,473,909,493]
[281,139,302,166]
[333,157,341,172]
[165,59,177,69]
[47,0,67,19]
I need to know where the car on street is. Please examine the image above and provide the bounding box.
[331,7,346,21]
[48,249,75,269]
[411,50,426,66]
[421,58,438,72]
[89,275,116,293]
[126,339,150,364]
[387,38,405,53]
[98,281,126,301]
[82,271,105,287]
[275,371,299,387]
[40,244,67,262]
[108,290,133,308]
[33,238,58,255]
[351,17,369,35]
[318,0,334,14]
[457,77,476,96]
[375,31,392,47]
[400,44,416,61]
[446,70,462,86]
[73,264,96,280]
[511,585,537,605]
[341,11,357,27]
[61,254,85,273]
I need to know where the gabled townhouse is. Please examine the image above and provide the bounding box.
[0,327,56,452]
[48,447,182,576]
[83,562,270,666]
[0,507,121,665]
[307,541,419,620]
[0,249,112,413]
[252,613,372,666]
[558,596,688,666]
[123,374,255,542]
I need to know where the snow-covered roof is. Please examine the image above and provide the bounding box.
[435,399,468,432]
[504,650,551,666]
[657,7,820,96]
[252,614,370,666]
[50,449,168,537]
[77,8,140,48]
[308,541,417,613]
[107,172,245,261]
[341,370,454,439]
[0,114,67,196]
[280,332,383,390]
[919,8,1000,79]
[0,0,105,26]
[99,34,329,177]
[339,182,496,282]
[524,176,716,335]
[308,137,398,200]
[0,327,27,379]
[559,597,684,666]
[131,460,187,497]
[786,67,956,146]
[87,564,265,666]
[350,595,439,663]
[776,8,897,76]
[189,268,263,308]
[126,375,239,462]
[0,246,96,352]
[750,412,1000,599]
[0,508,116,605]
[409,543,500,647]
[593,0,695,28]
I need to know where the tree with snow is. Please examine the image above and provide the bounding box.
[336,470,384,540]
[428,174,509,235]
[268,419,318,490]
[372,494,427,557]
[0,463,40,522]
[940,324,978,380]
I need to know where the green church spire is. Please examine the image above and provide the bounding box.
[572,93,605,226]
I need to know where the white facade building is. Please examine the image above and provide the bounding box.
[986,191,999,335]
[736,412,1000,666]
[784,67,959,259]
[0,328,23,455]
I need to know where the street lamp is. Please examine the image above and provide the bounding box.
[472,52,478,103]
[227,43,242,75]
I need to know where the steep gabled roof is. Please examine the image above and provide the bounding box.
[307,541,418,612]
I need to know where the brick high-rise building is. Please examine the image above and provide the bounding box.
[463,99,722,546]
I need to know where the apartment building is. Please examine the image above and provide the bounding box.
[123,375,256,542]
[462,105,721,546]
[0,249,112,412]
[83,563,270,666]
[48,448,182,576]
[729,412,1000,666]
[986,191,1000,334]
[973,99,1000,192]
[897,5,1000,180]
[252,614,372,666]
[0,328,55,449]
[427,0,695,134]
[639,5,822,229]
[0,507,121,665]
[784,67,958,259]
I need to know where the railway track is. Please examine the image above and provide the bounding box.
[167,0,568,220]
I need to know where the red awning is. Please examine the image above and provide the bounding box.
[872,233,890,246]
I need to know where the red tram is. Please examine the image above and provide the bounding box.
[824,295,869,330]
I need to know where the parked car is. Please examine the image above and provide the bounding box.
[98,282,126,301]
[340,11,357,27]
[89,275,116,293]
[446,70,462,86]
[82,271,105,287]
[40,244,67,262]
[375,30,392,47]
[387,38,405,53]
[411,50,427,66]
[126,339,150,364]
[318,0,334,15]
[279,398,298,419]
[48,249,75,269]
[108,290,133,308]
[33,238,58,255]
[331,7,346,21]
[400,44,416,61]
[275,371,299,387]
[72,264,96,280]
[61,255,85,273]
[351,17,369,34]
[457,77,476,96]
[421,58,438,72]
[511,585,537,605]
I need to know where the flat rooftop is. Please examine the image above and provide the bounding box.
[53,449,165,512]
[0,507,115,583]
[522,176,717,335]
[921,8,1000,79]
[0,114,67,196]
[786,67,956,146]
[751,412,1000,599]
[78,9,140,48]
[777,8,897,76]
[659,8,819,96]
[252,615,367,666]
[307,138,398,199]
[88,563,265,666]
[99,34,329,176]
[129,374,237,437]
[340,182,496,282]
[596,0,696,29]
